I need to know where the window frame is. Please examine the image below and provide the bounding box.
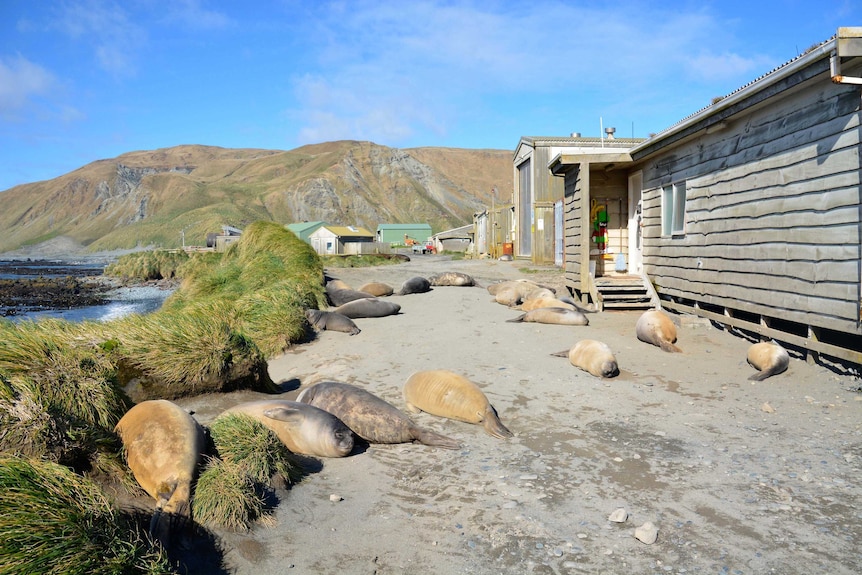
[661,181,687,237]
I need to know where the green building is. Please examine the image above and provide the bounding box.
[376,223,432,245]
[285,221,327,243]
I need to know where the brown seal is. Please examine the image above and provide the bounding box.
[552,339,619,378]
[427,272,479,287]
[507,307,589,326]
[636,310,682,353]
[334,298,401,318]
[297,381,461,449]
[114,399,206,544]
[402,370,512,439]
[221,400,354,458]
[358,281,394,297]
[326,284,376,307]
[520,295,577,312]
[747,341,790,381]
[305,309,361,335]
[397,276,432,295]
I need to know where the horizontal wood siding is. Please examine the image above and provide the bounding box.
[563,165,585,294]
[639,73,862,335]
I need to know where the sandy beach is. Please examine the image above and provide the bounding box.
[175,255,862,574]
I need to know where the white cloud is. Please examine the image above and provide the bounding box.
[0,54,55,116]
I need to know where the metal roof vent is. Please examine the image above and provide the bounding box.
[570,132,581,138]
[604,127,616,139]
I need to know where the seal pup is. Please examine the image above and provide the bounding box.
[487,279,555,296]
[297,381,461,449]
[334,298,401,318]
[221,400,354,458]
[427,272,479,287]
[402,370,512,439]
[358,281,394,297]
[114,399,206,545]
[305,309,361,335]
[507,307,589,326]
[520,296,577,312]
[636,309,682,353]
[552,339,619,378]
[747,341,790,381]
[397,276,432,295]
[326,284,376,307]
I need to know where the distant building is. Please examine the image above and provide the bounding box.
[431,224,474,253]
[376,223,433,245]
[205,225,243,252]
[309,225,375,255]
[285,221,327,243]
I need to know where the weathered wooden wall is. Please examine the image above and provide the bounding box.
[635,71,862,336]
[562,164,586,296]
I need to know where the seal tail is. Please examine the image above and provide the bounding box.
[482,405,513,439]
[659,340,682,353]
[506,314,527,323]
[550,350,569,358]
[410,425,462,449]
[747,363,788,381]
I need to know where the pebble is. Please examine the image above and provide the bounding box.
[329,494,343,502]
[608,508,628,523]
[761,402,775,413]
[634,522,659,544]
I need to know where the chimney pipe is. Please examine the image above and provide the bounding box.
[604,127,616,139]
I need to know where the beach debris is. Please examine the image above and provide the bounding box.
[634,521,658,544]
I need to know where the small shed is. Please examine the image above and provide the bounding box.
[431,224,474,253]
[309,225,375,255]
[376,223,433,245]
[286,221,327,243]
[205,225,243,253]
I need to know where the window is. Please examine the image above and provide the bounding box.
[661,181,686,236]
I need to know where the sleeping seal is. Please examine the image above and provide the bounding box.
[114,399,206,545]
[397,276,432,295]
[305,309,361,335]
[427,272,478,287]
[403,370,512,439]
[334,298,401,318]
[747,341,790,381]
[552,339,619,378]
[358,281,395,297]
[326,286,376,307]
[298,381,461,449]
[221,400,354,458]
[636,310,682,353]
[520,296,577,312]
[507,307,589,326]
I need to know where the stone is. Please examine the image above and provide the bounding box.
[635,521,658,544]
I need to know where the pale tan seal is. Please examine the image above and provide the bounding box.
[520,295,577,312]
[297,381,461,449]
[427,272,479,287]
[487,279,555,296]
[358,281,394,297]
[305,309,361,335]
[636,310,682,353]
[114,399,206,544]
[507,307,589,326]
[334,298,401,318]
[747,341,790,381]
[221,400,354,458]
[402,370,512,439]
[552,339,619,378]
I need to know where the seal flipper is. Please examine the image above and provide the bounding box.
[658,340,682,353]
[506,314,527,323]
[747,362,788,381]
[550,350,569,358]
[480,405,513,439]
[408,424,461,450]
[263,407,304,423]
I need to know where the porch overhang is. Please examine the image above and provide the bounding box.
[548,152,633,175]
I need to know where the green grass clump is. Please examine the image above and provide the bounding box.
[209,414,299,485]
[192,457,264,531]
[0,455,175,575]
[105,250,194,282]
[322,254,404,268]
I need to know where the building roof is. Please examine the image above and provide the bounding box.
[321,225,374,238]
[376,223,432,230]
[286,221,327,233]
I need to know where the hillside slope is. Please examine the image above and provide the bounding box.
[0,141,513,253]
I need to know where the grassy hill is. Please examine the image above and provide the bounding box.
[0,141,513,253]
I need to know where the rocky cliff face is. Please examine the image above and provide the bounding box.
[0,142,512,253]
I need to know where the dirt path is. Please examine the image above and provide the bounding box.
[177,255,862,574]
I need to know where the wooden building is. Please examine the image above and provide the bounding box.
[513,136,641,264]
[376,223,433,246]
[285,221,327,243]
[551,27,862,365]
[308,225,376,255]
[473,204,514,258]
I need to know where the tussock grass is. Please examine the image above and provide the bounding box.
[0,455,174,575]
[209,414,299,485]
[192,457,264,531]
[322,254,405,268]
[105,250,193,282]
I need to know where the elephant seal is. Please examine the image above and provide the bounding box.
[487,280,555,296]
[636,310,682,353]
[747,341,790,381]
[552,339,619,378]
[305,309,361,335]
[114,399,206,545]
[428,272,479,287]
[326,286,376,307]
[403,370,512,439]
[221,400,354,458]
[358,281,394,297]
[325,278,351,291]
[334,298,401,318]
[507,307,589,326]
[397,276,432,295]
[520,296,576,312]
[297,381,461,449]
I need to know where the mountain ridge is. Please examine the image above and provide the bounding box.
[0,141,513,254]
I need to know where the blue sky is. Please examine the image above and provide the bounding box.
[1,1,859,191]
